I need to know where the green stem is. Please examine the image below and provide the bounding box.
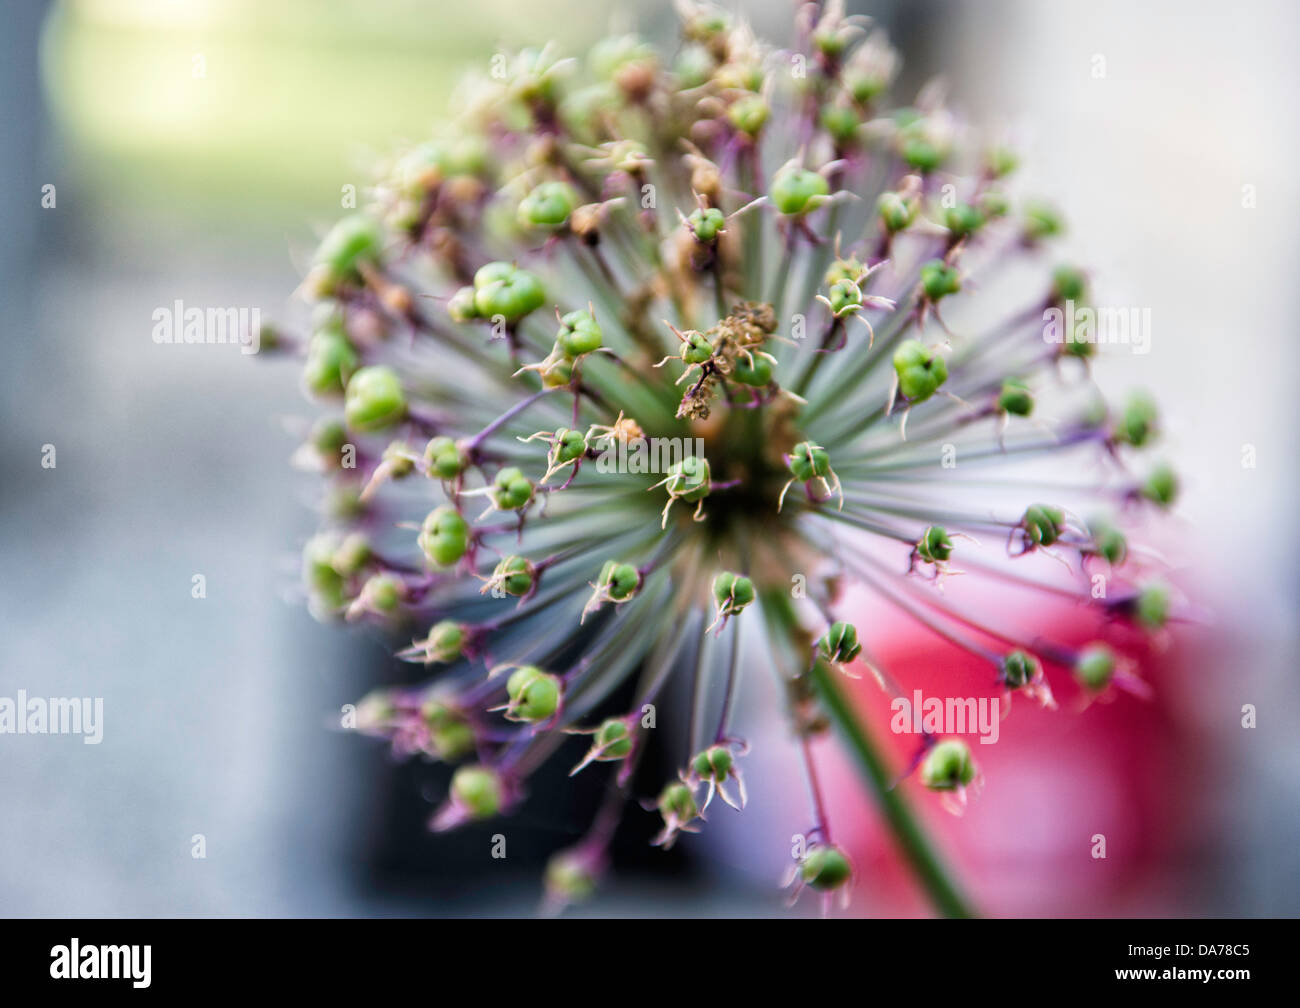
[809,659,976,918]
[761,589,975,918]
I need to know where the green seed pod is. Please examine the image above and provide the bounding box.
[1134,581,1171,630]
[544,849,599,904]
[540,355,574,387]
[997,378,1035,417]
[826,278,863,316]
[599,560,641,601]
[492,555,535,596]
[472,262,546,322]
[424,435,467,480]
[664,456,711,502]
[421,700,474,760]
[303,533,347,613]
[985,145,1019,178]
[314,214,384,290]
[1022,201,1063,242]
[329,532,370,578]
[691,745,733,782]
[769,166,830,215]
[728,94,769,135]
[344,365,407,432]
[424,620,469,663]
[824,255,866,287]
[518,180,578,230]
[1051,265,1088,304]
[1141,463,1179,508]
[919,739,977,791]
[977,189,1010,219]
[800,844,852,891]
[819,621,862,664]
[789,441,831,482]
[687,206,726,243]
[447,285,480,323]
[658,781,698,823]
[1088,517,1128,566]
[920,259,961,300]
[362,573,402,612]
[1000,650,1041,690]
[712,571,756,615]
[1074,643,1117,691]
[943,203,984,240]
[820,105,861,144]
[418,506,469,567]
[553,427,588,465]
[1112,392,1159,448]
[1022,504,1066,547]
[916,525,954,563]
[491,466,534,511]
[892,339,948,402]
[381,441,415,479]
[450,764,503,819]
[303,324,359,397]
[899,121,946,172]
[593,717,633,760]
[733,353,773,387]
[505,665,562,722]
[309,418,349,469]
[556,309,603,358]
[876,190,916,232]
[681,330,714,365]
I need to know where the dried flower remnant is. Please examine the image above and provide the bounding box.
[273,0,1182,916]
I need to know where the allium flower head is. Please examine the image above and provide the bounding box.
[275,0,1180,915]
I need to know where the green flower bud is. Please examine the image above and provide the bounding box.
[681,330,714,365]
[447,285,480,323]
[819,621,862,664]
[599,560,641,601]
[1134,581,1171,630]
[422,699,474,760]
[593,717,633,760]
[944,203,984,240]
[824,255,866,287]
[1141,463,1179,508]
[309,418,349,469]
[1023,201,1063,242]
[985,145,1019,178]
[303,324,359,397]
[491,555,535,596]
[892,339,949,402]
[424,435,467,480]
[331,531,371,576]
[770,166,830,216]
[424,620,469,663]
[977,190,1010,219]
[1088,517,1128,566]
[540,355,574,387]
[1051,265,1088,303]
[826,278,863,315]
[1000,650,1042,690]
[877,191,916,232]
[916,525,954,563]
[1074,643,1117,691]
[691,745,732,784]
[303,533,347,613]
[920,259,961,300]
[472,262,545,322]
[1022,504,1066,547]
[920,739,977,791]
[820,105,861,144]
[518,180,578,230]
[728,94,769,135]
[491,466,534,511]
[556,309,603,358]
[899,121,946,172]
[505,665,562,722]
[344,365,407,432]
[687,206,726,243]
[664,456,711,502]
[1113,392,1159,448]
[418,506,469,567]
[789,441,832,482]
[361,573,402,612]
[450,764,502,819]
[800,844,852,891]
[545,849,599,904]
[997,378,1035,417]
[733,353,773,387]
[381,440,415,479]
[658,781,698,823]
[712,571,756,616]
[314,214,383,289]
[553,427,588,465]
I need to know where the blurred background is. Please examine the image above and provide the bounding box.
[1,0,1296,916]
